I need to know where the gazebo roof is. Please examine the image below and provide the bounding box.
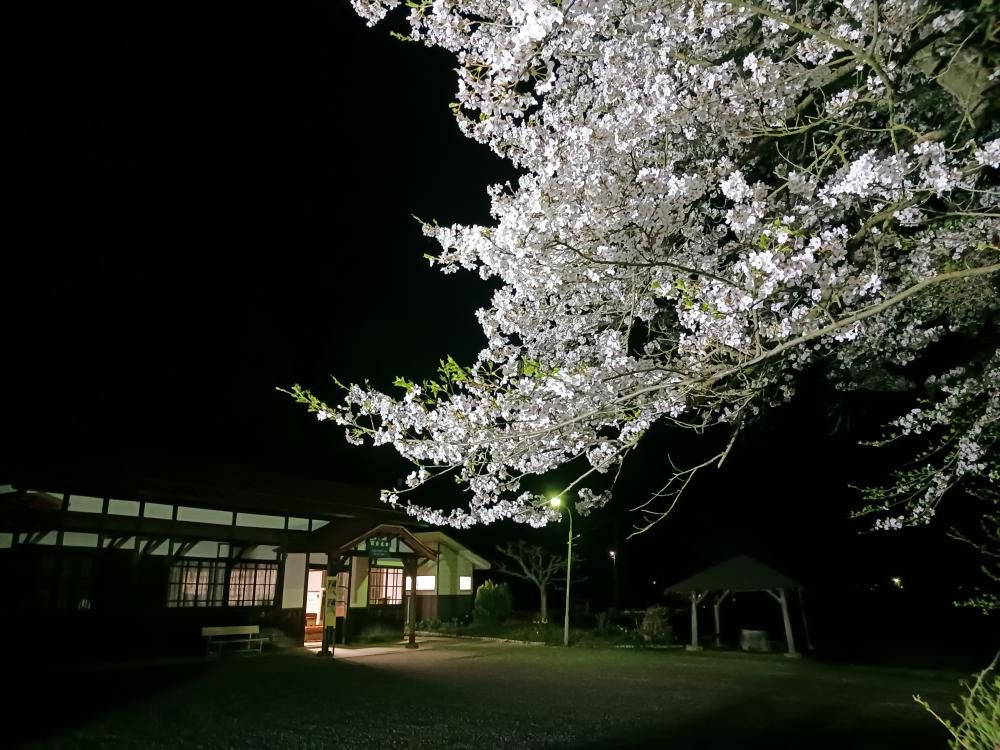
[665,554,799,594]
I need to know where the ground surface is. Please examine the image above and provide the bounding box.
[13,638,961,748]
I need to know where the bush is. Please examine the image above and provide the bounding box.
[355,623,402,644]
[640,605,674,645]
[917,655,1000,750]
[474,580,513,624]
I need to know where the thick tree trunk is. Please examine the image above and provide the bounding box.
[539,587,548,622]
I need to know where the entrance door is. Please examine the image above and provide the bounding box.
[305,569,325,642]
[367,566,405,632]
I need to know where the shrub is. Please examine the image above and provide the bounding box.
[916,654,1000,750]
[355,623,402,644]
[474,579,512,624]
[640,605,674,645]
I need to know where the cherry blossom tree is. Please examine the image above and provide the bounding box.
[287,0,999,533]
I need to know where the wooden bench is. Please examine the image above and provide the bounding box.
[202,625,267,655]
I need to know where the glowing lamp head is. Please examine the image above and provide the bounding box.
[549,496,562,508]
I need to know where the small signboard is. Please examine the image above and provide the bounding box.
[324,576,338,627]
[367,535,393,558]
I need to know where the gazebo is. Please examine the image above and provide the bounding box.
[665,554,812,657]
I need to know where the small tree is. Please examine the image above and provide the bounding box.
[474,579,512,625]
[916,654,1000,750]
[640,606,674,645]
[495,541,566,622]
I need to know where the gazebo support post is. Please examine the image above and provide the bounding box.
[687,592,707,651]
[797,587,814,651]
[713,590,730,647]
[773,588,799,657]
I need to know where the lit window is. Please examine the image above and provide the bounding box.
[416,575,435,591]
[459,576,472,592]
[168,560,225,607]
[228,562,279,607]
[369,567,403,605]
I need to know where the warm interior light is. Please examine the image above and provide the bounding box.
[459,575,472,591]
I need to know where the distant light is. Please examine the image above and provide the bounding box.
[609,550,616,559]
[890,577,903,589]
[549,496,562,508]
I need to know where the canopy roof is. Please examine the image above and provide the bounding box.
[665,554,799,594]
[286,521,437,560]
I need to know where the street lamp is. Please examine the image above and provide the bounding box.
[550,495,573,647]
[609,550,618,611]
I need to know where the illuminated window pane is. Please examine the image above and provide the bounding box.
[228,562,279,606]
[167,560,225,607]
[459,576,472,592]
[416,575,435,591]
[68,495,104,513]
[368,567,403,605]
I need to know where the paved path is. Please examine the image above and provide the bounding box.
[14,641,961,749]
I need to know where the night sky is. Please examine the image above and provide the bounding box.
[6,1,993,645]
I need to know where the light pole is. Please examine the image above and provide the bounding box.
[609,550,618,611]
[550,495,573,647]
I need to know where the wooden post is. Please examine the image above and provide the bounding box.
[797,587,814,651]
[778,589,799,657]
[319,556,337,658]
[341,557,352,645]
[405,558,418,649]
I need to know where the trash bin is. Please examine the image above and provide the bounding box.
[740,629,769,652]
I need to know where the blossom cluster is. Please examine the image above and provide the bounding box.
[310,0,1000,530]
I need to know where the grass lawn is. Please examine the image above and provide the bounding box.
[12,640,962,748]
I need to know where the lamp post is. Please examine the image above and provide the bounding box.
[609,550,618,611]
[550,495,573,647]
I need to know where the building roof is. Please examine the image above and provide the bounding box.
[413,530,491,570]
[665,554,799,594]
[8,459,406,523]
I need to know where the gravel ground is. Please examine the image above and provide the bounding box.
[12,639,961,749]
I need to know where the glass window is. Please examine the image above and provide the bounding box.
[67,495,104,513]
[459,576,472,592]
[143,502,174,519]
[368,567,403,605]
[107,499,140,517]
[167,560,225,607]
[176,507,232,525]
[228,562,279,607]
[405,575,435,591]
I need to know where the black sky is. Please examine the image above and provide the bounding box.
[8,0,513,478]
[6,0,993,633]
